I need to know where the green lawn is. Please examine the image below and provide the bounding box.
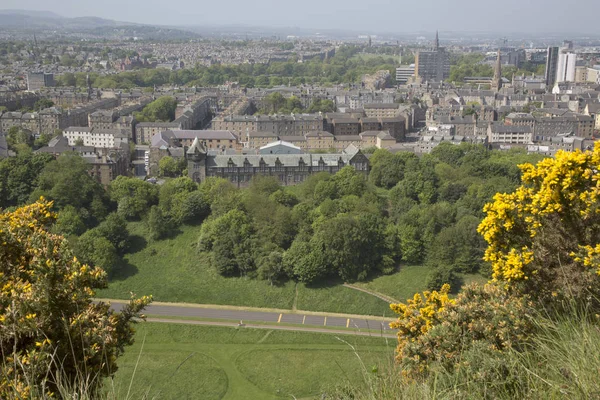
[109,322,393,399]
[354,265,489,303]
[354,265,432,303]
[99,223,392,316]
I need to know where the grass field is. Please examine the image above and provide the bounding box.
[99,222,486,316]
[98,223,392,316]
[109,322,393,399]
[353,265,488,303]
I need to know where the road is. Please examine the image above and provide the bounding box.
[106,300,395,335]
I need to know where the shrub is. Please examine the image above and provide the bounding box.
[391,283,535,379]
[0,199,151,397]
[478,143,600,306]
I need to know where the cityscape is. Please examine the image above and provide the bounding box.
[1,3,600,399]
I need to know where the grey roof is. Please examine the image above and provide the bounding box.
[65,126,92,132]
[173,130,237,140]
[247,131,279,138]
[137,122,181,127]
[207,153,357,168]
[363,103,400,109]
[490,124,532,133]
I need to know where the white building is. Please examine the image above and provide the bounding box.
[556,52,577,83]
[63,127,129,148]
[396,64,415,84]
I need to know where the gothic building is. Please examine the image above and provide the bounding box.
[187,138,370,187]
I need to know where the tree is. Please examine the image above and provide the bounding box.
[0,152,53,208]
[146,205,175,241]
[54,205,86,236]
[76,229,120,275]
[110,176,159,220]
[426,265,459,291]
[478,143,600,305]
[134,96,177,122]
[6,126,33,151]
[158,156,185,177]
[96,212,130,253]
[0,200,151,397]
[35,154,109,224]
[34,98,54,111]
[257,250,285,285]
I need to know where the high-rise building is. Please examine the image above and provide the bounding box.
[492,50,502,91]
[556,51,577,83]
[545,47,559,87]
[26,72,54,91]
[414,31,450,82]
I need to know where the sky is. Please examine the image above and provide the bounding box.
[2,0,600,34]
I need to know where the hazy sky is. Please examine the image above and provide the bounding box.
[2,0,600,34]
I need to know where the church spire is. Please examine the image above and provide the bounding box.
[434,30,439,50]
[493,49,502,91]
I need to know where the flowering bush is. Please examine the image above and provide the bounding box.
[0,199,151,398]
[477,143,600,303]
[391,283,535,379]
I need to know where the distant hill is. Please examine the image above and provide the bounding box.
[0,9,200,39]
[0,9,133,30]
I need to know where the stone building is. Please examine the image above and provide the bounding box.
[187,138,370,188]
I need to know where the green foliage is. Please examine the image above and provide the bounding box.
[96,212,130,253]
[34,153,110,225]
[0,152,53,208]
[6,126,33,151]
[54,205,86,236]
[425,265,459,291]
[0,201,150,397]
[75,229,120,275]
[134,96,177,122]
[110,176,159,220]
[158,155,186,177]
[146,205,175,241]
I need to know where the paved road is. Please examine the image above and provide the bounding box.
[107,301,394,333]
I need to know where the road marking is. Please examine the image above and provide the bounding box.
[277,313,282,323]
[346,318,350,328]
[323,317,327,326]
[302,315,306,325]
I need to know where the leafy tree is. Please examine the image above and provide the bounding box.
[6,126,33,151]
[478,143,600,306]
[110,176,159,220]
[33,98,54,111]
[76,229,120,275]
[257,250,285,285]
[426,265,459,291]
[54,205,86,236]
[134,96,177,122]
[0,200,150,397]
[96,212,129,253]
[158,156,185,177]
[0,152,53,208]
[146,205,175,241]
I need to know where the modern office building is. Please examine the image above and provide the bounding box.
[545,47,559,87]
[414,31,450,82]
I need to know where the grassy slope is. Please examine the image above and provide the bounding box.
[110,322,393,400]
[99,223,391,316]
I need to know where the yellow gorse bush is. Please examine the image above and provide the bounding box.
[0,199,151,398]
[390,284,454,361]
[477,142,600,300]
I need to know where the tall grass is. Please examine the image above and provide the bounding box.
[328,309,600,399]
